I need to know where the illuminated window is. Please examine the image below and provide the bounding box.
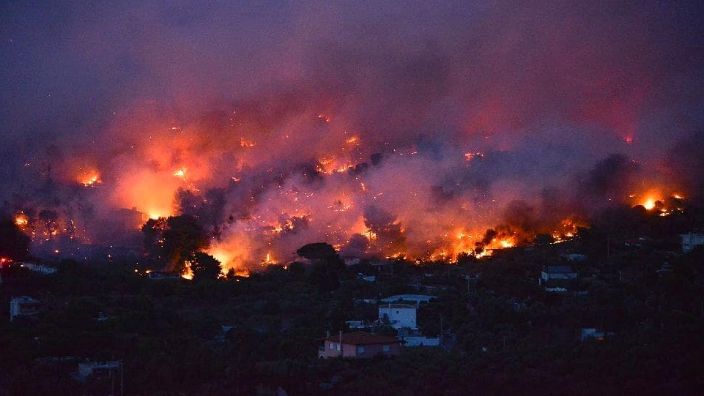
[382,345,390,352]
[357,346,365,354]
[329,342,335,350]
[336,344,340,351]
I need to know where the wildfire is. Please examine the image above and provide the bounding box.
[264,252,276,264]
[78,170,101,187]
[464,152,484,161]
[239,138,256,148]
[173,168,187,178]
[630,190,685,217]
[15,213,28,227]
[316,156,355,174]
[182,261,194,280]
[498,239,514,248]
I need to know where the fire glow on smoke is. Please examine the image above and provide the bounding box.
[1,0,702,275]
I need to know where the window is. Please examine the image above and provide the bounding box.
[357,346,365,354]
[336,344,340,351]
[382,345,390,352]
[329,342,335,350]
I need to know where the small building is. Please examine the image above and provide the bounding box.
[540,266,577,283]
[380,294,435,306]
[580,328,613,341]
[17,262,57,274]
[379,303,417,329]
[370,260,394,268]
[357,273,376,282]
[76,360,122,382]
[318,332,401,359]
[345,320,366,330]
[625,236,652,248]
[681,233,704,253]
[560,253,587,262]
[540,266,578,292]
[10,296,42,322]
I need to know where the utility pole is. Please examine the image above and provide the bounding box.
[120,360,124,396]
[440,315,443,338]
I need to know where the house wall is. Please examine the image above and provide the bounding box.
[321,340,400,358]
[379,306,416,329]
[403,336,440,347]
[682,233,704,253]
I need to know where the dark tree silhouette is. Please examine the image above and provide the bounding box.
[190,252,221,282]
[0,218,30,261]
[297,242,337,260]
[534,233,555,246]
[141,215,208,273]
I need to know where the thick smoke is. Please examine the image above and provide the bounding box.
[1,0,703,270]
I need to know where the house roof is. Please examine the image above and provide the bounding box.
[322,331,401,345]
[380,294,434,303]
[379,304,416,309]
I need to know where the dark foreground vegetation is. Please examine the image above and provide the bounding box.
[1,204,704,395]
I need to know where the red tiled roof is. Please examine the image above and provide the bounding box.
[322,331,401,345]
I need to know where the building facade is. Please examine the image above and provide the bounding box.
[10,296,42,322]
[681,233,704,253]
[379,304,417,329]
[319,332,401,359]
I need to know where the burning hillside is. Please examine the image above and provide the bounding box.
[1,0,704,274]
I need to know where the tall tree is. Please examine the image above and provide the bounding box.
[190,252,221,282]
[0,218,31,261]
[141,215,208,273]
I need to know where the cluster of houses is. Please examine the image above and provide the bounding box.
[319,294,440,359]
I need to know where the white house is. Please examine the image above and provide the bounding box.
[539,266,577,283]
[379,303,416,329]
[539,266,578,292]
[10,296,42,322]
[681,233,704,253]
